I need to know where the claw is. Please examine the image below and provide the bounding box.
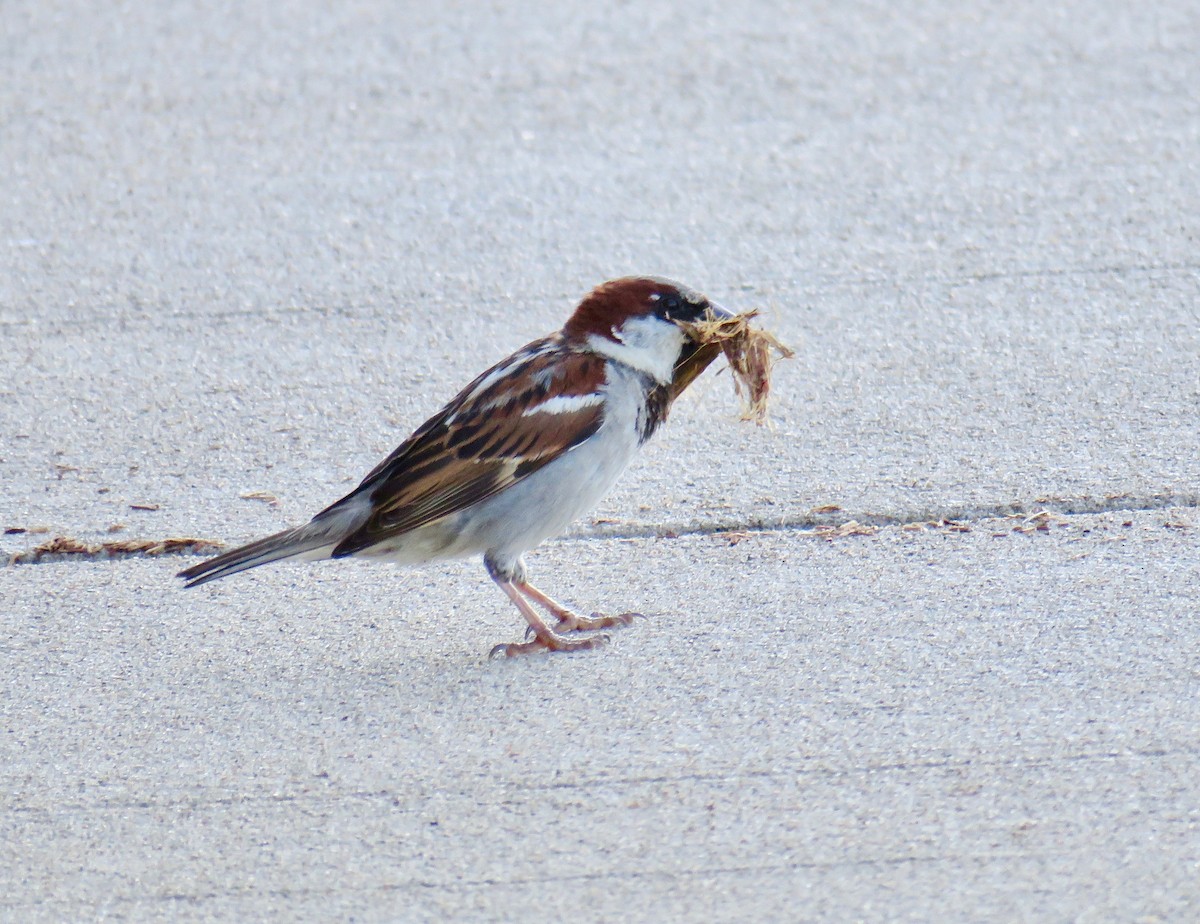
[596,610,641,627]
[490,631,611,658]
[558,611,640,632]
[492,575,627,657]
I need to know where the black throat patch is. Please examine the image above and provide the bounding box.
[640,382,672,444]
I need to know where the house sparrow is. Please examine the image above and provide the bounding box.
[179,277,733,656]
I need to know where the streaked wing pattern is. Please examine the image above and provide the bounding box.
[326,336,608,557]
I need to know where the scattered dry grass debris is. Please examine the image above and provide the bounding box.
[239,490,280,507]
[678,310,794,424]
[813,520,878,540]
[901,518,973,533]
[10,536,224,565]
[1006,510,1070,534]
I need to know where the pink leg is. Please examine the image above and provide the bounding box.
[517,581,640,632]
[489,579,610,657]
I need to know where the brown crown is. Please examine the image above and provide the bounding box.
[562,277,685,343]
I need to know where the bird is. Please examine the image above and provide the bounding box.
[178,277,733,656]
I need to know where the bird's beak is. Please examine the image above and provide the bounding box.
[668,300,736,400]
[705,301,735,322]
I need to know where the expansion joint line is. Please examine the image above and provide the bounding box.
[6,491,1196,565]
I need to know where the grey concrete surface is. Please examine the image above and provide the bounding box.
[3,513,1199,921]
[2,0,1198,920]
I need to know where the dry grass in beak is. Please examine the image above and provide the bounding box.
[677,311,795,424]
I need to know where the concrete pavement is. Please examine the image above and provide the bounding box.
[3,0,1198,920]
[3,512,1198,920]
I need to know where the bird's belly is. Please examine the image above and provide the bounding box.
[354,519,471,564]
[358,365,648,566]
[355,435,632,566]
[451,419,639,559]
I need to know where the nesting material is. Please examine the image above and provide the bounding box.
[679,310,795,423]
[10,536,224,564]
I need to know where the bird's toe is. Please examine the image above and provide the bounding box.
[491,631,611,658]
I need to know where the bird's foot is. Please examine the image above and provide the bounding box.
[556,610,640,632]
[490,630,610,658]
[523,611,640,640]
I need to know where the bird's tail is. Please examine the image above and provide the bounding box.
[177,522,337,588]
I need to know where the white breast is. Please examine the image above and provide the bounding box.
[585,315,687,385]
[433,361,649,562]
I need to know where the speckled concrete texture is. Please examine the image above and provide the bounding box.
[3,0,1198,920]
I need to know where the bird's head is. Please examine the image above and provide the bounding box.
[563,276,733,386]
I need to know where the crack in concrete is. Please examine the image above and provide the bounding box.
[565,490,1200,542]
[6,491,1196,566]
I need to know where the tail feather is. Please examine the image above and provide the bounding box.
[177,524,334,587]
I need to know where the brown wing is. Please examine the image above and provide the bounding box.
[326,336,607,557]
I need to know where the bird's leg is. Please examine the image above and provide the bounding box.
[516,581,639,633]
[489,578,610,658]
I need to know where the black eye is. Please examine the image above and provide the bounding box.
[655,293,685,319]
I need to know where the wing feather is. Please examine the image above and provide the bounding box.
[326,336,607,557]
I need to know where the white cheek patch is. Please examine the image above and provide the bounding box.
[588,315,686,384]
[522,392,605,417]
